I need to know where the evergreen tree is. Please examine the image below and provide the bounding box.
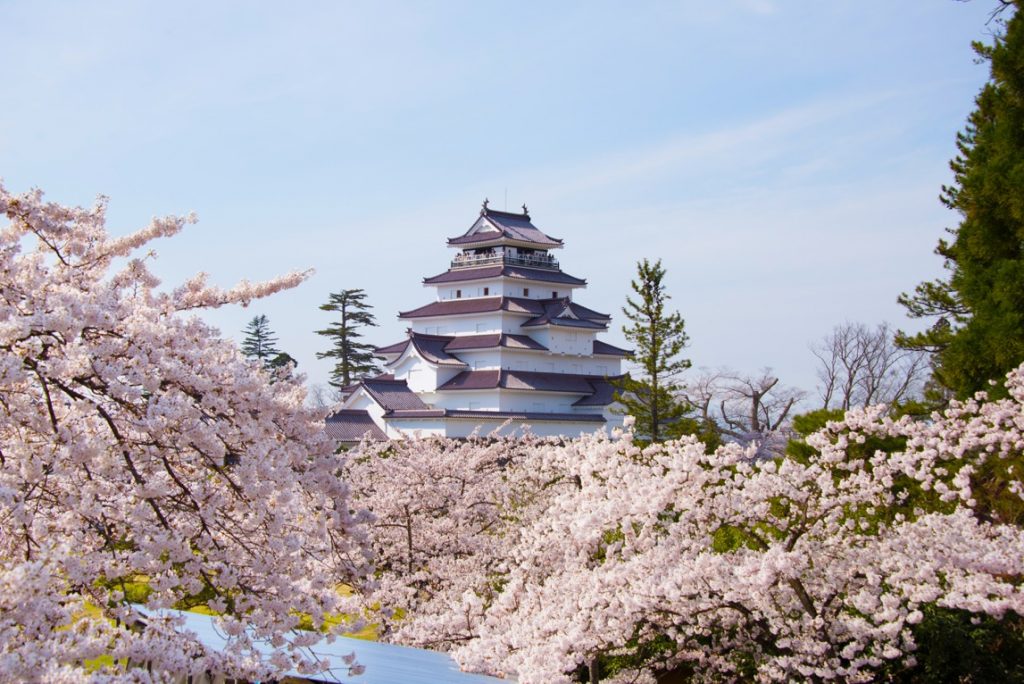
[241,314,281,365]
[614,259,692,443]
[316,289,381,388]
[898,1,1024,399]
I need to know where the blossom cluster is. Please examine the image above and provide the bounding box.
[0,185,372,681]
[353,371,1024,682]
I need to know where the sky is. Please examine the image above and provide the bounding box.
[0,0,1005,404]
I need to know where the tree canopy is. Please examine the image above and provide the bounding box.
[898,1,1024,398]
[0,185,370,681]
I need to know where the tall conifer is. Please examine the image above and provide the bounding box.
[615,259,691,442]
[241,314,281,365]
[898,1,1024,398]
[316,289,380,388]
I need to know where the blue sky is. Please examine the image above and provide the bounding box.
[0,1,1002,402]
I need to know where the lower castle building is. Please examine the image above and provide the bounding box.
[326,203,630,444]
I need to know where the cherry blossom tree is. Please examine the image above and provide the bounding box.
[0,184,371,681]
[356,368,1024,682]
[345,431,562,650]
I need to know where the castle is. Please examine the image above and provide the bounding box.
[326,202,630,443]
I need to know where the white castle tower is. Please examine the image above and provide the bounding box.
[326,202,630,444]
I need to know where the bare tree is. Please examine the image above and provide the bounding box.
[812,322,927,410]
[682,369,805,458]
[308,382,343,409]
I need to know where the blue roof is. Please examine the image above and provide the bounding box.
[143,608,511,683]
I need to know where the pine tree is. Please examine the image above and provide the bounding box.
[316,289,381,388]
[241,314,281,365]
[897,2,1024,399]
[615,259,692,443]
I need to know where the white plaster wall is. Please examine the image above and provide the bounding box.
[386,418,447,439]
[497,390,578,413]
[385,414,609,440]
[414,313,509,336]
[449,349,502,370]
[429,279,584,302]
[432,390,500,411]
[547,329,595,356]
[442,418,605,439]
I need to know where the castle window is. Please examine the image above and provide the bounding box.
[456,289,462,298]
[523,287,530,296]
[552,291,558,298]
[484,287,490,296]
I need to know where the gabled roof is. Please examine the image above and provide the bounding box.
[423,265,586,286]
[521,299,611,330]
[447,207,563,248]
[361,378,432,411]
[324,410,387,443]
[437,370,623,407]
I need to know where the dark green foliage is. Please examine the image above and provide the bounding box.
[785,408,845,464]
[663,415,722,451]
[889,607,1024,684]
[615,259,692,443]
[240,314,281,364]
[898,2,1024,399]
[316,288,381,388]
[268,352,297,370]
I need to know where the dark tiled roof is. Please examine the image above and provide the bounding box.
[362,378,431,411]
[410,333,466,366]
[520,299,610,329]
[443,333,548,352]
[439,369,502,390]
[398,296,608,322]
[447,208,563,247]
[378,331,550,359]
[437,370,623,407]
[399,297,506,319]
[442,333,501,350]
[593,340,632,356]
[325,410,387,442]
[376,339,410,355]
[568,302,611,321]
[423,265,586,286]
[500,334,549,351]
[573,379,620,407]
[522,316,607,330]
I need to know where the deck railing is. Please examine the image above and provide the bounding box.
[451,252,560,270]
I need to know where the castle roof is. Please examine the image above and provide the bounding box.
[520,299,612,330]
[325,410,387,443]
[593,340,633,357]
[398,296,609,323]
[361,377,432,411]
[447,207,563,249]
[423,265,586,286]
[376,332,550,360]
[437,369,622,406]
